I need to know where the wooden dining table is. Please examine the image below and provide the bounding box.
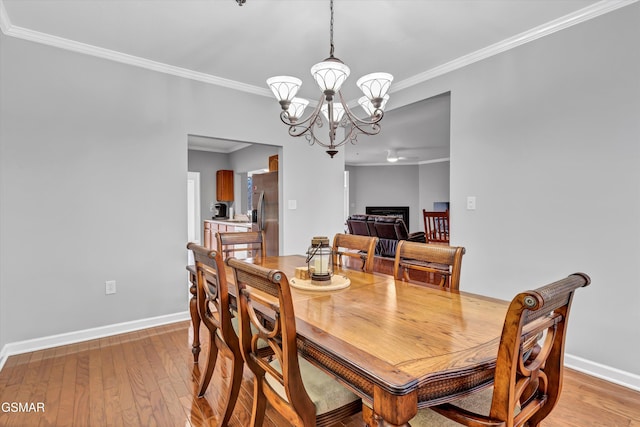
[188,255,509,426]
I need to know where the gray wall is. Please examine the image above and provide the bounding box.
[419,162,450,215]
[391,4,640,375]
[0,33,346,353]
[187,150,231,235]
[1,37,189,343]
[347,163,450,233]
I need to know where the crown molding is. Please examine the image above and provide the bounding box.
[418,157,450,166]
[1,0,636,100]
[345,157,450,167]
[0,0,271,97]
[0,0,10,34]
[391,0,638,93]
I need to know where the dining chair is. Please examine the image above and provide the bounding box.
[227,257,362,427]
[216,230,266,260]
[332,233,378,273]
[393,240,466,290]
[423,210,450,244]
[186,242,243,426]
[406,272,591,427]
[185,264,201,362]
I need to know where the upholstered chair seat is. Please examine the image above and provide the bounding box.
[409,387,521,426]
[266,358,361,417]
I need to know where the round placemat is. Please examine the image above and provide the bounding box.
[289,275,351,291]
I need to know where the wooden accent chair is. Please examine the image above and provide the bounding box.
[216,230,266,260]
[407,272,591,427]
[423,210,450,244]
[332,233,378,273]
[393,240,466,290]
[186,243,243,425]
[227,257,362,427]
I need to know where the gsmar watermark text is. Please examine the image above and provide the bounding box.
[2,402,45,412]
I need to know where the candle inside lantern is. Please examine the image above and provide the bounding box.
[306,236,333,285]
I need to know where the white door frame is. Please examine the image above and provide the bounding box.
[187,171,201,246]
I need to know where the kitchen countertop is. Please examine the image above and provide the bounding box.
[205,219,252,227]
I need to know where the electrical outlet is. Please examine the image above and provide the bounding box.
[466,196,477,210]
[105,280,116,295]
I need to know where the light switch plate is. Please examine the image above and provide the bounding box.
[105,280,116,295]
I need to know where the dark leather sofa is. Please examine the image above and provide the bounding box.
[346,214,426,258]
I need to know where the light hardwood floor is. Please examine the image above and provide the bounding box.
[0,320,638,426]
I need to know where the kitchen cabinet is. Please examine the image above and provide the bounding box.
[216,170,234,201]
[203,220,251,251]
[269,155,278,172]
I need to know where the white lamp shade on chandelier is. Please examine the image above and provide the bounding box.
[310,58,351,94]
[321,102,346,123]
[287,97,310,122]
[356,73,393,105]
[267,70,392,118]
[266,76,302,106]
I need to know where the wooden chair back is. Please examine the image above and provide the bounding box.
[216,230,266,260]
[228,257,361,427]
[423,210,450,244]
[332,233,378,273]
[431,273,591,427]
[186,242,243,423]
[393,240,466,290]
[187,242,236,352]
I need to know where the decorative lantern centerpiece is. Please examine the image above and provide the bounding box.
[306,236,333,285]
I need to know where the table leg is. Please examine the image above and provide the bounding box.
[372,386,416,427]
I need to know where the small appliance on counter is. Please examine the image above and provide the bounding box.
[213,202,227,219]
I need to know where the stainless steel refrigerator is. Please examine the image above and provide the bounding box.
[251,171,279,256]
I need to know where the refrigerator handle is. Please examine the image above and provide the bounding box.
[258,191,265,231]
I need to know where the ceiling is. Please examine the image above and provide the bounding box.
[2,0,610,165]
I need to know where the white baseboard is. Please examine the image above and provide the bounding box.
[564,353,640,392]
[0,311,190,372]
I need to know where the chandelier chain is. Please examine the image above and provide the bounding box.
[329,0,335,57]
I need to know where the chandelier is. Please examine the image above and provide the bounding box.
[266,0,393,158]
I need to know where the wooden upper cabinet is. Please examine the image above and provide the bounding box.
[269,155,278,172]
[216,170,234,201]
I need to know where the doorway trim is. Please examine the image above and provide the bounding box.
[187,171,201,246]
